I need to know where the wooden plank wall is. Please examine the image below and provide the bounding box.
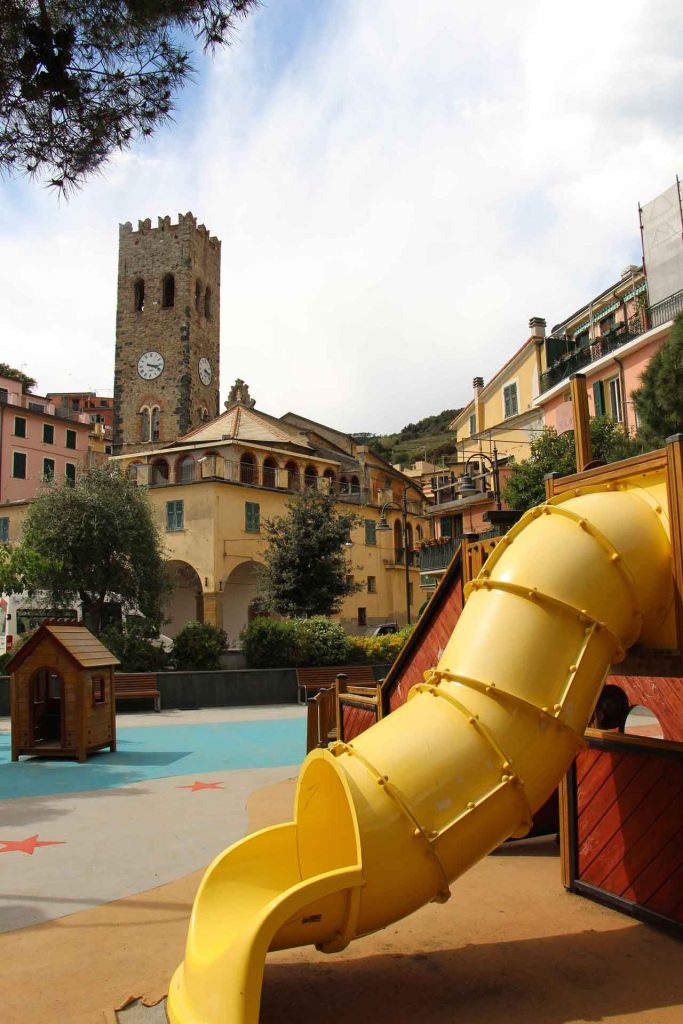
[573,743,683,925]
[608,675,683,742]
[342,704,379,743]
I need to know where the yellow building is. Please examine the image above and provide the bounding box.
[113,384,427,642]
[449,317,546,465]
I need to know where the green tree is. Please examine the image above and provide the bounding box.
[18,464,169,633]
[503,418,642,512]
[632,314,683,447]
[101,617,169,671]
[0,542,52,595]
[1,0,258,193]
[0,363,36,393]
[257,491,362,618]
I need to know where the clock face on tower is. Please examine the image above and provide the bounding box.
[137,351,165,380]
[199,357,212,386]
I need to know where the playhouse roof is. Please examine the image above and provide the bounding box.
[5,623,120,673]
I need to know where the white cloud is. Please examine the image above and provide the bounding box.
[1,0,682,433]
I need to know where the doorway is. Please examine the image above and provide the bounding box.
[30,668,64,746]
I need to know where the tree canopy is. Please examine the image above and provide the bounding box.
[257,491,362,618]
[632,314,683,448]
[0,0,258,193]
[502,418,643,512]
[0,362,36,392]
[18,464,169,633]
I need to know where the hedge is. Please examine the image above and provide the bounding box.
[240,617,412,669]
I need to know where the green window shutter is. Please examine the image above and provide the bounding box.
[504,383,518,418]
[440,516,453,538]
[0,517,8,543]
[245,501,260,532]
[593,380,606,417]
[166,500,184,531]
[364,519,376,545]
[469,413,476,434]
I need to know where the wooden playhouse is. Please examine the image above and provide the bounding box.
[8,622,120,762]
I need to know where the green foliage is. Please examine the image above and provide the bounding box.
[240,617,412,669]
[0,543,54,596]
[0,630,30,673]
[19,464,169,634]
[354,408,461,467]
[503,418,643,512]
[0,0,258,192]
[101,618,169,672]
[240,618,299,669]
[293,617,350,666]
[632,315,683,447]
[0,363,35,393]
[172,620,227,670]
[257,491,362,618]
[345,627,413,665]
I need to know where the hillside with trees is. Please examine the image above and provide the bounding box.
[354,408,461,468]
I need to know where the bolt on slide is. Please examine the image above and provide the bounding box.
[168,475,674,1024]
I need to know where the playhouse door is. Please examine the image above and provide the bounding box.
[31,669,63,745]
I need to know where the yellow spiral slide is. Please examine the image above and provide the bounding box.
[168,477,674,1024]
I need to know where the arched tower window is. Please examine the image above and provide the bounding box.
[162,273,175,309]
[285,461,300,491]
[204,286,212,320]
[151,406,160,442]
[263,457,278,489]
[195,279,202,313]
[176,455,194,483]
[151,459,169,485]
[304,465,318,490]
[134,279,145,312]
[140,406,151,442]
[350,475,361,494]
[240,452,256,484]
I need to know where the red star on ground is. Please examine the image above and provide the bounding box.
[0,835,65,855]
[177,781,225,792]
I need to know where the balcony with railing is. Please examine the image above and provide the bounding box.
[142,456,424,514]
[419,536,460,573]
[540,313,644,394]
[649,288,683,329]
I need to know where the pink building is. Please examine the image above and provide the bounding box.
[0,375,93,506]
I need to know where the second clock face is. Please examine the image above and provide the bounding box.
[138,351,164,380]
[199,357,212,386]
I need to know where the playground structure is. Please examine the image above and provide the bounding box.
[169,450,682,1019]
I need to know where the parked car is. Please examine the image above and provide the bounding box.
[366,622,399,637]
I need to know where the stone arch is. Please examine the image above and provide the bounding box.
[222,560,264,645]
[139,406,151,442]
[283,460,299,491]
[304,464,318,490]
[175,453,195,483]
[195,278,202,313]
[263,456,278,489]
[240,451,256,484]
[151,458,169,485]
[151,406,160,442]
[162,273,175,308]
[164,560,204,637]
[350,474,361,494]
[204,286,212,320]
[134,278,145,312]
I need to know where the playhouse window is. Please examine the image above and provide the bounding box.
[92,677,106,705]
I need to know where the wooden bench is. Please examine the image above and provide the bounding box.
[296,665,379,705]
[114,672,161,712]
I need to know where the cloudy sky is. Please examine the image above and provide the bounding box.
[1,0,682,434]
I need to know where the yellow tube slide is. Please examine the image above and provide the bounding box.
[168,482,673,1024]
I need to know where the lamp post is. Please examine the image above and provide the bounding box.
[457,446,502,510]
[376,491,412,626]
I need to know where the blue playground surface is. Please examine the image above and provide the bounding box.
[0,718,306,800]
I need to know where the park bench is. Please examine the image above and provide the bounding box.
[114,672,161,712]
[297,666,383,752]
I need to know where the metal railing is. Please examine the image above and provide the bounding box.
[649,288,683,329]
[419,537,460,573]
[540,313,644,393]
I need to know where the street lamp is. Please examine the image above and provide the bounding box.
[458,446,502,510]
[376,491,412,626]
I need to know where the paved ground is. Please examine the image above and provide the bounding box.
[0,707,306,930]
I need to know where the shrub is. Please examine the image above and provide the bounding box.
[345,627,413,666]
[102,618,169,673]
[293,617,350,666]
[172,620,227,671]
[240,618,299,669]
[0,631,32,673]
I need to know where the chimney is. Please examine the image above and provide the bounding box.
[528,316,546,341]
[472,376,485,434]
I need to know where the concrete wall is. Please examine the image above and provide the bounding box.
[0,664,392,716]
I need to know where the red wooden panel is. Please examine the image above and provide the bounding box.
[648,859,683,922]
[620,822,683,906]
[601,771,683,896]
[578,756,666,886]
[609,675,683,742]
[577,754,643,872]
[576,751,622,815]
[342,704,377,742]
[575,747,601,787]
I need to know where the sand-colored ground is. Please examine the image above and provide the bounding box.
[1,776,681,1024]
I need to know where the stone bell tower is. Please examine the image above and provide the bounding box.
[113,212,221,453]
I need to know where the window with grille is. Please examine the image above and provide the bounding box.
[364,519,376,545]
[367,576,377,593]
